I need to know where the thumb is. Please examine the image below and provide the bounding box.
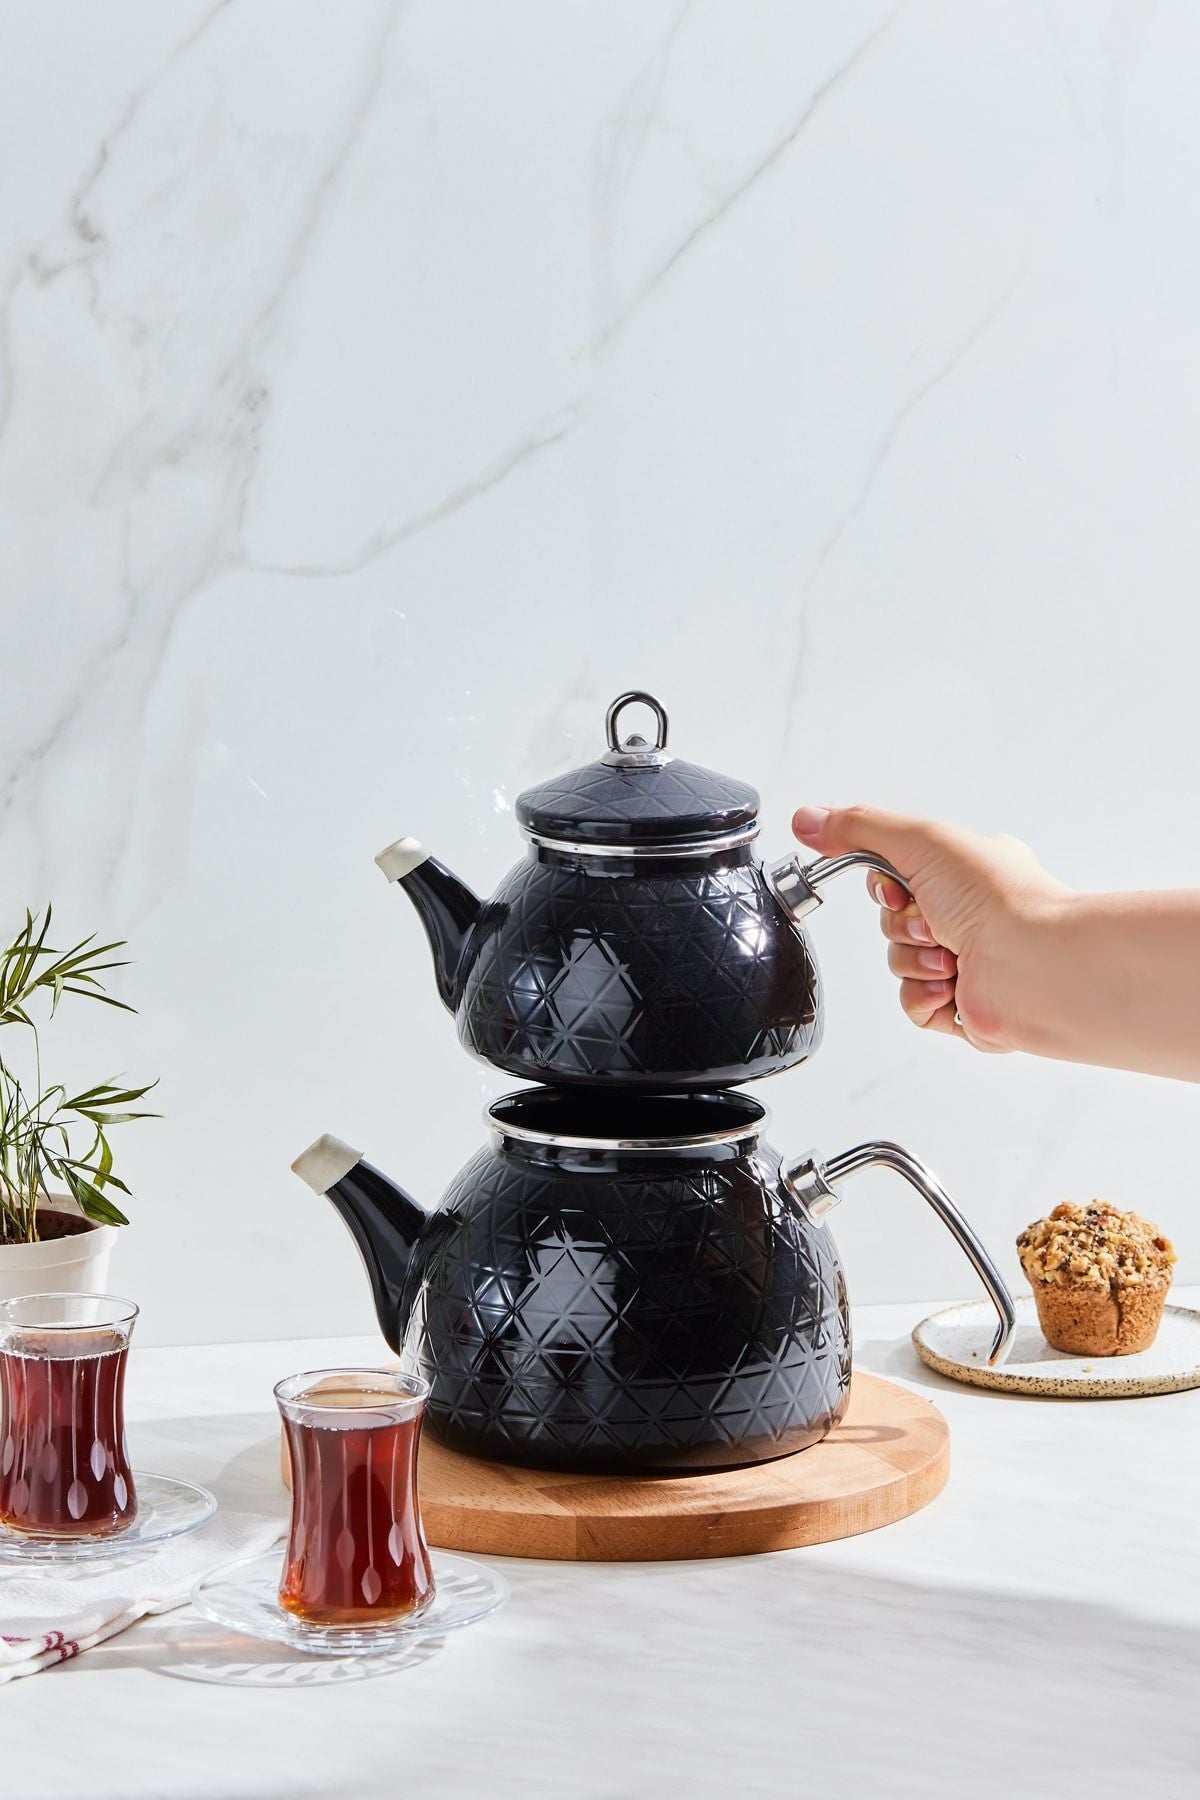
[790,804,935,879]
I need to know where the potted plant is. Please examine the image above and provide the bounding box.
[0,907,155,1301]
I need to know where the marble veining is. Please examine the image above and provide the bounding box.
[594,2,902,353]
[0,2,1198,1346]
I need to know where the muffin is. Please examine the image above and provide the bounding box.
[1016,1201,1176,1356]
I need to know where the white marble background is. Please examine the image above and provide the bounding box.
[1,0,1198,1345]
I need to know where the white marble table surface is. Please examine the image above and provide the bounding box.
[6,1295,1199,1800]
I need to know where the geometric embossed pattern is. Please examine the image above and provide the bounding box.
[459,856,824,1088]
[406,1139,851,1473]
[516,754,759,845]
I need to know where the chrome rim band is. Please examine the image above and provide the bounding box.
[522,823,760,859]
[485,1101,769,1153]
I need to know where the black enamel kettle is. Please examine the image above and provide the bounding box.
[378,691,908,1090]
[293,1092,1015,1474]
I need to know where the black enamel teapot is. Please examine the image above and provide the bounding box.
[292,1093,1015,1474]
[377,691,908,1090]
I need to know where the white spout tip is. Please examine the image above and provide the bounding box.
[375,836,430,883]
[291,1134,364,1195]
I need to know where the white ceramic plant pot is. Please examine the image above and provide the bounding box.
[0,1199,121,1304]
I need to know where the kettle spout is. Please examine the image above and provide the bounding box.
[291,1134,428,1355]
[375,837,483,1013]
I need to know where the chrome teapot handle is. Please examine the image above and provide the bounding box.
[781,1141,1016,1366]
[767,851,910,924]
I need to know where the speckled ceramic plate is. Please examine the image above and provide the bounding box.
[913,1296,1200,1397]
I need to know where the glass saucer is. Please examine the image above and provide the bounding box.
[191,1550,509,1657]
[0,1472,216,1564]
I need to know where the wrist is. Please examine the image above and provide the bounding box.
[995,888,1081,1058]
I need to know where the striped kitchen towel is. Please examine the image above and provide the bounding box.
[0,1508,283,1680]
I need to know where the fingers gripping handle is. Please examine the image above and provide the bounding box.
[781,1141,1017,1366]
[767,852,909,924]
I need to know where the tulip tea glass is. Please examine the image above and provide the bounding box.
[0,1292,138,1538]
[276,1368,435,1628]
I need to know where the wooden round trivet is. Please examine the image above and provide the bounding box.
[415,1372,947,1562]
[278,1375,948,1561]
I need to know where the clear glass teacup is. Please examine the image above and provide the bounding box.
[276,1367,435,1627]
[0,1292,139,1538]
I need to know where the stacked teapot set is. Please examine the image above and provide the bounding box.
[294,692,1016,1478]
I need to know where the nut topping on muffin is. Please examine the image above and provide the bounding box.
[1017,1202,1175,1357]
[1017,1201,1175,1291]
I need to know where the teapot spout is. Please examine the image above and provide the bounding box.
[291,1135,428,1355]
[375,837,483,1012]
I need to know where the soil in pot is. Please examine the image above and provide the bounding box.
[2,1208,94,1246]
[35,1209,94,1242]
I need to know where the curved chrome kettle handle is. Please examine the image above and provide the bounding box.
[767,852,909,924]
[781,1140,1016,1366]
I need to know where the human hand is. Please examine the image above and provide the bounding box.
[790,805,1069,1051]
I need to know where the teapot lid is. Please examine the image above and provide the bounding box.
[515,692,760,853]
